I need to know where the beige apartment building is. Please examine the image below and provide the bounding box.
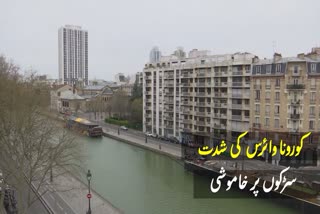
[143,48,255,147]
[250,48,320,166]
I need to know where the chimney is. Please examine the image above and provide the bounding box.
[306,47,320,60]
[273,53,282,62]
[252,56,259,63]
[297,53,305,59]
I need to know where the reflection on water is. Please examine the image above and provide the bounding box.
[77,136,298,214]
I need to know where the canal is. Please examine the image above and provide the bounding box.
[77,135,299,214]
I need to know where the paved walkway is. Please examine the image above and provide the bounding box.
[38,172,122,214]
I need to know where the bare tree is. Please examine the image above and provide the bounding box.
[0,55,83,213]
[111,89,129,119]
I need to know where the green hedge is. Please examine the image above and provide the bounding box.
[105,118,142,131]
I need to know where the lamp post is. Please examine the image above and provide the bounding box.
[86,170,92,214]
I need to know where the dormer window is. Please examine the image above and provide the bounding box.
[276,64,281,73]
[311,63,316,73]
[256,66,261,74]
[266,65,271,74]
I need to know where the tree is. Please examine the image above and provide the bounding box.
[0,55,83,213]
[130,98,143,123]
[131,78,142,99]
[111,89,129,119]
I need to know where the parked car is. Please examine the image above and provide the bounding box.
[120,126,128,131]
[169,136,180,144]
[145,132,152,137]
[152,133,158,138]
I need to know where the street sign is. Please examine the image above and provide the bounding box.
[87,193,92,199]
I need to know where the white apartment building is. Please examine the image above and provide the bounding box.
[58,25,88,86]
[143,49,256,147]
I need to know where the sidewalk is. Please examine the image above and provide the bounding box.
[41,172,122,214]
[103,127,182,159]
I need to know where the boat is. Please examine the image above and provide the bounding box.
[65,116,103,137]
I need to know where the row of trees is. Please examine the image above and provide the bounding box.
[0,56,82,213]
[88,79,143,127]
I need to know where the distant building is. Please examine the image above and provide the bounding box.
[149,46,161,63]
[50,85,85,114]
[114,73,127,85]
[58,25,88,86]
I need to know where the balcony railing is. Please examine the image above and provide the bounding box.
[196,92,206,97]
[253,123,261,129]
[231,115,242,120]
[196,112,206,116]
[165,74,174,79]
[286,84,305,90]
[232,104,242,109]
[254,85,261,90]
[196,102,206,106]
[232,71,243,75]
[232,82,243,87]
[197,73,206,77]
[290,114,300,119]
[309,114,315,118]
[181,83,191,87]
[196,82,206,87]
[196,121,205,126]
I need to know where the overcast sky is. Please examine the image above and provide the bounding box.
[1,0,319,81]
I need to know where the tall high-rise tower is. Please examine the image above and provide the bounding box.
[58,25,88,86]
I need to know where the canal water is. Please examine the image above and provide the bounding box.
[78,135,299,214]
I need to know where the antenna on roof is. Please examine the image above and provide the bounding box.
[272,41,276,53]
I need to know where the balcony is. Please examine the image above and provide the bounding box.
[254,85,261,90]
[309,114,315,119]
[182,119,192,124]
[253,123,261,129]
[265,85,271,89]
[165,74,174,79]
[182,109,190,114]
[232,104,242,109]
[291,99,301,105]
[310,100,316,104]
[181,92,191,96]
[232,82,243,87]
[145,106,152,110]
[166,83,174,87]
[196,121,205,126]
[231,115,242,120]
[196,82,206,87]
[181,101,192,106]
[232,94,242,98]
[164,116,173,121]
[197,72,207,77]
[243,115,250,121]
[181,83,191,87]
[145,91,152,95]
[214,103,221,108]
[196,102,206,106]
[286,84,305,90]
[196,111,206,116]
[290,114,300,119]
[232,70,243,76]
[196,92,206,97]
[181,73,191,78]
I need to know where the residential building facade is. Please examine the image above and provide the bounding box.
[250,50,320,166]
[58,25,88,86]
[143,49,255,147]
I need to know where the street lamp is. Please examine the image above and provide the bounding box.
[86,170,92,214]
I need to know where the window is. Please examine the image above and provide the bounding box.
[275,105,280,114]
[275,92,280,101]
[255,104,260,113]
[309,121,315,130]
[311,63,316,73]
[266,105,270,115]
[266,92,270,99]
[266,65,272,74]
[311,79,316,88]
[276,64,281,73]
[255,117,260,124]
[275,78,280,87]
[310,106,315,116]
[255,90,260,100]
[265,118,270,127]
[293,78,299,85]
[275,119,279,128]
[266,79,271,89]
[293,66,299,74]
[256,66,261,74]
[311,92,316,102]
